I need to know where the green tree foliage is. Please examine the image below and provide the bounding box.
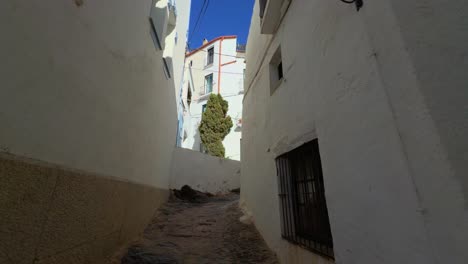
[199,94,233,157]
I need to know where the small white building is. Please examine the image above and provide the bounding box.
[178,36,245,160]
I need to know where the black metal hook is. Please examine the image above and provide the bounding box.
[339,0,363,11]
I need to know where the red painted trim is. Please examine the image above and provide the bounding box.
[186,35,236,57]
[221,60,237,67]
[218,37,225,93]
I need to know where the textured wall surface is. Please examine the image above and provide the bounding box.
[170,148,241,194]
[360,1,468,262]
[0,0,189,263]
[241,0,468,263]
[0,153,168,264]
[0,0,177,188]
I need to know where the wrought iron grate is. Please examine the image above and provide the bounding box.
[276,139,334,258]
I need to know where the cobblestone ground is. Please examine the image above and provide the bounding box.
[113,193,279,264]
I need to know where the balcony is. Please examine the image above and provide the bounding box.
[168,0,177,27]
[260,0,291,34]
[149,0,178,50]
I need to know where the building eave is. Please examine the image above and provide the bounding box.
[186,35,237,57]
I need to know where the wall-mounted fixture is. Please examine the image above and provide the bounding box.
[340,0,363,11]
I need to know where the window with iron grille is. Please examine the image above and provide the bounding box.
[276,139,334,258]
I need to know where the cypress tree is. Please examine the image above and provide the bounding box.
[198,94,233,157]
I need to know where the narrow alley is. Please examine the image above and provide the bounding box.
[2,0,468,263]
[113,188,278,264]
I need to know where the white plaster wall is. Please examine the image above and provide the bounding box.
[240,0,459,263]
[359,1,468,262]
[220,57,244,160]
[0,0,187,188]
[172,0,192,101]
[170,147,241,193]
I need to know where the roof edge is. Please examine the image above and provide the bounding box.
[186,35,237,57]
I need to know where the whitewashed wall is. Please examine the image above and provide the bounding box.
[241,0,468,263]
[172,0,192,101]
[170,147,241,193]
[0,0,179,188]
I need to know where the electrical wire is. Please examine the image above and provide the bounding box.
[190,81,243,94]
[188,0,210,45]
[187,48,241,59]
[188,0,207,43]
[185,66,245,75]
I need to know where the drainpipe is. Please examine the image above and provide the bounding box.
[217,37,225,94]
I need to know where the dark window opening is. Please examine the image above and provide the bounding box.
[270,46,282,94]
[187,85,192,106]
[163,58,171,79]
[259,0,268,18]
[277,62,283,80]
[149,17,162,50]
[276,139,334,258]
[207,47,214,65]
[202,104,207,113]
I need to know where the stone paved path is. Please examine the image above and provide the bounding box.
[113,193,279,264]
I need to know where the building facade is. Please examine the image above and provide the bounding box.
[241,0,468,263]
[178,36,245,160]
[0,0,190,263]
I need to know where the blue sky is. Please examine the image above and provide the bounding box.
[187,0,255,50]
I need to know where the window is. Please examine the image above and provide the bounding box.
[163,58,172,79]
[149,17,163,50]
[205,74,213,94]
[276,139,334,258]
[202,104,207,113]
[207,47,215,65]
[269,46,283,94]
[187,84,192,106]
[259,0,291,34]
[259,0,268,18]
[277,62,283,80]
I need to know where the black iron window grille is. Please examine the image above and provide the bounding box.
[276,139,334,258]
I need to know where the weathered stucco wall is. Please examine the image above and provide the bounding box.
[241,0,468,263]
[0,0,187,263]
[0,153,168,264]
[0,0,177,188]
[170,147,241,193]
[360,1,468,262]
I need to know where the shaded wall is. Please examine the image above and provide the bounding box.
[170,148,241,193]
[0,153,168,264]
[241,0,468,263]
[0,0,184,263]
[0,0,177,188]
